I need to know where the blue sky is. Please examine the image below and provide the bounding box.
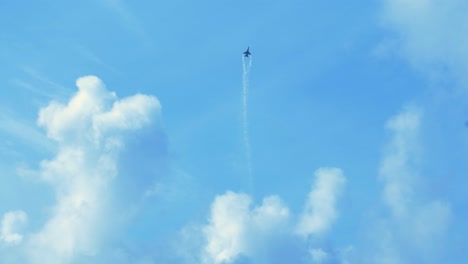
[1,0,467,263]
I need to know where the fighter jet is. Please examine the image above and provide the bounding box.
[243,47,251,57]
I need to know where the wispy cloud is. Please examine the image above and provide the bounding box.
[379,106,422,218]
[0,109,55,154]
[9,79,57,100]
[370,106,452,263]
[296,167,346,237]
[73,45,120,73]
[381,0,468,91]
[17,66,71,100]
[98,0,149,40]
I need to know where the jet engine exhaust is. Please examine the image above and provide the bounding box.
[242,55,253,194]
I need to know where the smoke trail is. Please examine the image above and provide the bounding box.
[242,55,253,194]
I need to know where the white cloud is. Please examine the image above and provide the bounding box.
[26,76,161,263]
[0,210,27,245]
[372,106,452,263]
[379,106,422,218]
[308,248,328,264]
[377,2,465,261]
[38,76,160,146]
[381,0,468,89]
[201,167,346,264]
[93,93,160,143]
[203,191,252,263]
[296,168,346,237]
[37,76,116,143]
[203,191,290,264]
[251,196,290,234]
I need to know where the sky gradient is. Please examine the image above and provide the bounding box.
[1,0,467,263]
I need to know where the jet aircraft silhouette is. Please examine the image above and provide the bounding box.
[243,47,251,57]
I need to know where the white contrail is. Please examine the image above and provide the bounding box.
[242,55,253,194]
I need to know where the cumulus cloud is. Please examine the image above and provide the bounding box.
[93,94,160,140]
[203,191,252,263]
[26,76,161,263]
[201,167,346,264]
[203,192,290,264]
[372,106,452,263]
[38,76,114,143]
[0,210,27,245]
